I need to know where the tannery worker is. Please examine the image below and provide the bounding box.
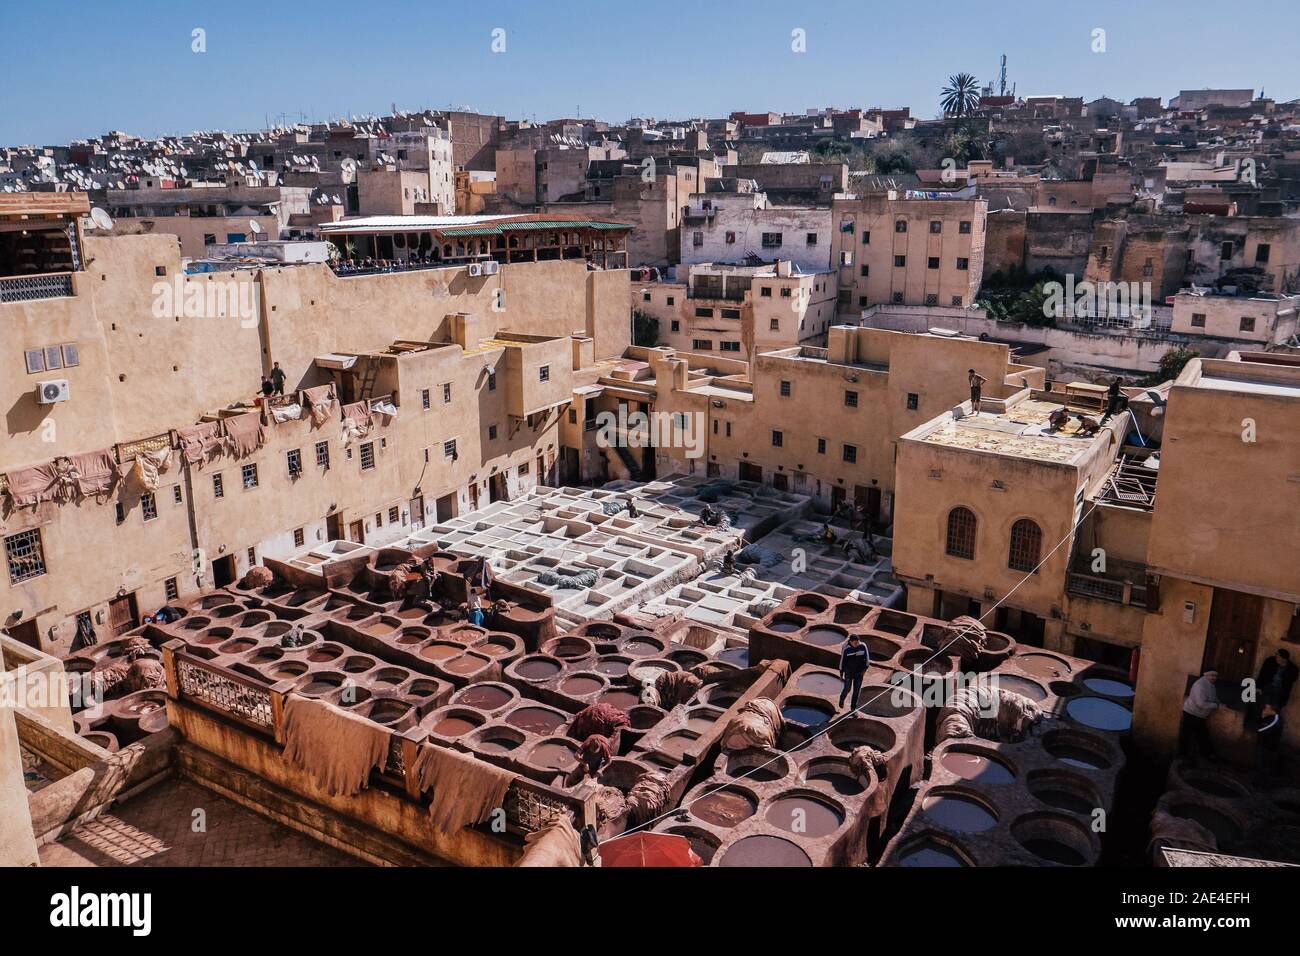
[838,634,870,712]
[968,368,987,408]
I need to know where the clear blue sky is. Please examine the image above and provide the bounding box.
[2,0,1296,145]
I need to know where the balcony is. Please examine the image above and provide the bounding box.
[0,273,75,304]
[1067,562,1154,609]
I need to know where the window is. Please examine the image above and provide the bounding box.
[63,344,81,367]
[945,507,977,559]
[164,577,179,601]
[1220,241,1234,261]
[721,308,741,319]
[487,371,497,391]
[779,380,792,397]
[443,439,458,460]
[359,442,375,470]
[518,462,531,476]
[141,492,158,521]
[928,257,940,270]
[1256,243,1271,264]
[203,233,216,246]
[1008,518,1042,572]
[779,288,792,298]
[173,485,183,505]
[860,264,870,278]
[1142,257,1153,277]
[287,448,302,478]
[858,296,868,307]
[951,296,963,307]
[769,318,780,331]
[1190,312,1206,328]
[907,393,919,410]
[670,320,680,332]
[842,444,857,464]
[293,528,305,548]
[1099,245,1110,262]
[389,506,400,523]
[760,286,772,297]
[844,390,859,408]
[861,230,871,244]
[720,341,740,352]
[806,232,818,246]
[772,430,784,447]
[241,463,259,489]
[421,388,431,410]
[1240,316,1256,333]
[247,547,257,565]
[959,221,971,235]
[642,291,651,301]
[692,231,703,247]
[929,220,942,234]
[895,219,908,233]
[956,258,969,271]
[442,383,452,403]
[725,422,732,437]
[892,292,905,304]
[489,423,498,439]
[925,294,939,306]
[695,307,714,318]
[693,339,713,350]
[539,365,550,382]
[315,441,330,468]
[115,501,125,524]
[761,232,783,248]
[666,296,674,306]
[817,437,826,454]
[725,231,736,244]
[213,474,224,498]
[5,528,46,583]
[894,255,906,267]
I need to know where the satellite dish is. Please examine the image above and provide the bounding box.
[249,220,263,236]
[90,207,114,230]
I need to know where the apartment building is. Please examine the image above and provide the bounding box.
[831,192,987,314]
[1170,289,1299,344]
[0,194,632,656]
[678,181,832,273]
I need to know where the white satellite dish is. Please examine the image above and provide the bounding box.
[249,219,264,236]
[90,207,114,230]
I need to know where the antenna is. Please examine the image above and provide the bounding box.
[999,54,1008,97]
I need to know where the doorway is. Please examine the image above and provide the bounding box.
[830,485,847,513]
[326,513,343,542]
[409,495,426,530]
[211,556,236,589]
[349,520,365,543]
[435,493,455,522]
[738,461,762,484]
[1203,588,1264,706]
[468,481,480,512]
[855,485,882,526]
[536,453,546,487]
[5,619,39,650]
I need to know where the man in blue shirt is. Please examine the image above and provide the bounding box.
[839,634,870,712]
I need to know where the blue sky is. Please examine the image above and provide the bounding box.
[1,0,1296,144]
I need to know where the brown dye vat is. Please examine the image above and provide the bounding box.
[766,614,806,634]
[594,656,631,678]
[804,625,848,648]
[599,689,640,710]
[832,603,872,625]
[795,671,845,696]
[705,687,739,708]
[341,655,377,674]
[806,769,863,796]
[506,706,566,735]
[793,593,830,613]
[627,705,664,730]
[211,604,243,618]
[579,622,623,642]
[526,739,579,773]
[217,637,257,655]
[898,650,951,675]
[306,643,344,663]
[940,748,1015,785]
[181,616,210,631]
[420,643,463,662]
[726,753,789,782]
[269,660,308,680]
[431,714,482,737]
[657,731,700,760]
[473,733,523,754]
[829,718,896,755]
[668,648,708,669]
[404,679,442,700]
[201,595,236,610]
[477,637,516,658]
[297,672,345,697]
[1015,652,1072,681]
[921,791,998,832]
[861,637,901,663]
[991,674,1047,702]
[246,648,284,665]
[360,621,397,637]
[454,684,514,710]
[263,621,292,638]
[514,656,562,680]
[897,836,968,867]
[719,834,810,867]
[395,606,428,621]
[542,636,595,660]
[396,628,431,646]
[194,627,234,646]
[561,673,606,697]
[443,653,491,676]
[369,667,409,687]
[684,708,721,734]
[621,637,664,658]
[871,609,916,637]
[367,699,415,728]
[690,788,757,828]
[766,793,845,838]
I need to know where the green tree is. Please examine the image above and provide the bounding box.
[632,311,659,348]
[1150,347,1198,385]
[940,73,981,118]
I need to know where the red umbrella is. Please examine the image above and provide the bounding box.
[599,833,703,868]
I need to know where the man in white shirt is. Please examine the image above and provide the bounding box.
[1181,670,1219,760]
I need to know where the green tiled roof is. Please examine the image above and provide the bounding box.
[438,220,630,237]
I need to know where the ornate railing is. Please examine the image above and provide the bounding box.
[164,640,285,738]
[0,273,75,303]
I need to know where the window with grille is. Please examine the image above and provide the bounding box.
[141,492,158,521]
[213,473,224,498]
[1008,518,1042,572]
[293,527,305,547]
[779,380,791,397]
[761,232,783,247]
[164,577,179,601]
[895,220,907,233]
[539,365,550,382]
[946,507,977,559]
[360,442,375,470]
[422,388,431,410]
[443,383,452,403]
[287,448,302,478]
[173,485,183,505]
[844,390,858,408]
[488,424,498,440]
[907,393,919,410]
[241,463,259,488]
[817,437,826,454]
[930,220,942,234]
[389,506,400,523]
[488,372,497,391]
[772,430,783,447]
[894,255,906,267]
[444,439,458,460]
[5,528,46,583]
[842,444,857,463]
[247,547,256,565]
[315,441,330,468]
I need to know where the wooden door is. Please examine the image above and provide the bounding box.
[108,593,138,636]
[6,619,39,650]
[409,495,425,530]
[738,461,762,483]
[349,520,365,543]
[1203,588,1263,703]
[468,481,480,511]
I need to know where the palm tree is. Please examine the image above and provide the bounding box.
[940,73,981,119]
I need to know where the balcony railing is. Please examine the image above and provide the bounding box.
[0,273,75,304]
[1067,571,1151,609]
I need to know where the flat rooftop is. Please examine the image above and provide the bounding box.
[914,397,1114,465]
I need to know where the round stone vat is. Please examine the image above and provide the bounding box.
[305,642,345,664]
[689,785,758,828]
[667,647,708,670]
[503,704,567,736]
[1065,695,1132,732]
[396,627,431,647]
[801,756,866,796]
[620,634,666,658]
[990,673,1048,702]
[937,745,1016,785]
[793,593,830,614]
[1079,674,1135,699]
[895,833,972,867]
[660,825,721,865]
[296,670,346,698]
[683,706,723,734]
[452,682,518,714]
[368,666,412,688]
[921,788,999,832]
[719,834,811,867]
[1014,651,1072,682]
[560,671,608,699]
[84,730,121,753]
[423,707,486,739]
[597,687,642,711]
[262,621,293,639]
[1049,680,1080,698]
[475,633,522,660]
[831,602,871,625]
[402,678,444,703]
[765,789,847,839]
[898,649,953,676]
[794,669,847,698]
[363,697,418,732]
[1011,812,1097,865]
[340,654,378,674]
[180,616,211,631]
[829,717,897,755]
[441,651,494,678]
[1026,769,1102,815]
[628,658,678,689]
[419,641,466,664]
[216,637,257,656]
[976,632,1016,669]
[716,646,749,668]
[194,626,234,646]
[1179,768,1250,800]
[1041,729,1113,771]
[1168,801,1244,848]
[593,655,632,678]
[577,621,624,644]
[268,659,308,681]
[468,725,526,755]
[245,646,284,667]
[657,730,701,761]
[541,634,596,662]
[523,736,580,775]
[780,696,836,728]
[705,685,741,709]
[863,635,902,663]
[765,613,807,635]
[860,685,920,719]
[236,610,272,629]
[726,750,790,783]
[627,704,665,731]
[870,609,917,638]
[510,654,564,682]
[803,624,849,648]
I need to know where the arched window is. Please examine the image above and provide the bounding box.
[1008,519,1043,572]
[945,507,977,559]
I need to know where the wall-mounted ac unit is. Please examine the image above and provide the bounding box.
[36,379,70,404]
[480,260,500,275]
[467,262,484,277]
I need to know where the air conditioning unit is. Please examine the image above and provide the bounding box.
[36,379,70,404]
[467,262,484,277]
[480,260,500,275]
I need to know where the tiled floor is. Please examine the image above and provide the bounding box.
[39,779,364,867]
